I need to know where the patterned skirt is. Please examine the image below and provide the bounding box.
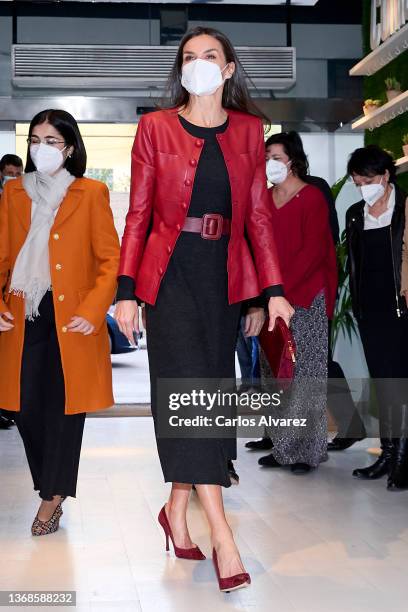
[260,292,328,467]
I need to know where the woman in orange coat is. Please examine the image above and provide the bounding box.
[0,109,120,536]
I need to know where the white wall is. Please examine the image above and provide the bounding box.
[0,132,16,157]
[299,131,364,188]
[300,133,332,182]
[333,133,366,196]
[299,130,368,389]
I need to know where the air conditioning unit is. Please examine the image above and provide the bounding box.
[12,44,296,91]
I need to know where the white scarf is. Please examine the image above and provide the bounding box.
[9,168,76,320]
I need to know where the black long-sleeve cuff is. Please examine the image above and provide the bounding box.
[115,276,283,307]
[263,284,285,299]
[116,275,140,304]
[242,284,285,313]
[245,294,265,309]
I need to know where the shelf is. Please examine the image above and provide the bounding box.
[351,90,408,131]
[350,22,408,76]
[396,155,408,175]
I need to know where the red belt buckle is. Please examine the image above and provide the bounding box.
[201,213,223,240]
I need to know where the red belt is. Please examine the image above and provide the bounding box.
[182,213,231,240]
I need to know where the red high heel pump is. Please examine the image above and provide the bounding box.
[158,505,206,560]
[212,548,251,592]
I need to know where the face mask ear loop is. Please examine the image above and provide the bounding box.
[376,176,385,198]
[61,145,71,161]
[220,64,230,80]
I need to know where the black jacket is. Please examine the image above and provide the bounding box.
[305,175,340,245]
[346,184,407,320]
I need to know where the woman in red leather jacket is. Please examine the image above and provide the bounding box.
[115,27,293,592]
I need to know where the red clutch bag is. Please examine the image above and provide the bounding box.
[258,316,296,386]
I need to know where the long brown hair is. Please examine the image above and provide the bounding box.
[162,26,270,124]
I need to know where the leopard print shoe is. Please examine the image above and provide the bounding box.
[31,503,63,536]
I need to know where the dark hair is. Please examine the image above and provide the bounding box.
[25,109,87,177]
[162,26,270,124]
[347,144,396,183]
[0,154,23,172]
[265,131,309,180]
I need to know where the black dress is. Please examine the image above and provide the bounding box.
[144,116,242,487]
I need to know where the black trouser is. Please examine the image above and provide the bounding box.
[327,320,366,438]
[12,291,86,501]
[358,313,408,439]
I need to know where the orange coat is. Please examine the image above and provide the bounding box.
[0,176,120,414]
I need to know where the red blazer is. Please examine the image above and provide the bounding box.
[269,184,338,319]
[119,108,282,305]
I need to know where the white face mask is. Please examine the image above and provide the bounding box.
[181,59,228,97]
[30,142,67,175]
[2,175,17,185]
[360,177,385,207]
[266,159,290,184]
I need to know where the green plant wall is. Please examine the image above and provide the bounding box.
[362,0,408,192]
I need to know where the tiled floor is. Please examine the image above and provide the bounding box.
[1,417,407,612]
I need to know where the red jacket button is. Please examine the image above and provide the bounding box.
[195,140,203,147]
[190,159,197,167]
[158,267,163,275]
[167,245,171,253]
[185,179,192,187]
[181,202,187,210]
[176,224,181,231]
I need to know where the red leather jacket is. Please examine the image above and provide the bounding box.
[118,108,282,305]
